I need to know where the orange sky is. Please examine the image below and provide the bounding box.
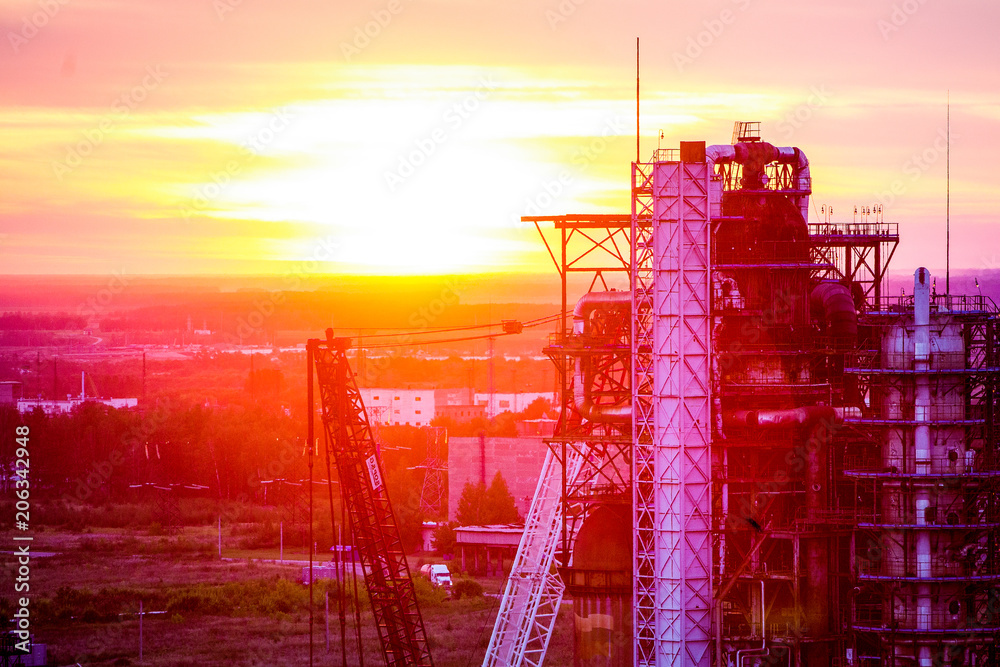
[1,0,998,276]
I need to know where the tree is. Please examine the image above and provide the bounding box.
[518,397,553,421]
[484,471,521,524]
[432,522,457,556]
[456,481,487,525]
[455,471,521,526]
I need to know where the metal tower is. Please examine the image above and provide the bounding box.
[632,145,715,666]
[484,214,634,667]
[416,426,447,519]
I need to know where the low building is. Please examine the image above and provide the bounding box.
[516,418,557,437]
[0,381,22,405]
[435,403,486,423]
[454,524,523,576]
[17,396,137,415]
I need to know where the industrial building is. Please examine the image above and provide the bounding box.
[482,122,999,667]
[310,121,997,667]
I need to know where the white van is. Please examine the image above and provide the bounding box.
[419,563,453,590]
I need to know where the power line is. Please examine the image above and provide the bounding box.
[351,311,566,350]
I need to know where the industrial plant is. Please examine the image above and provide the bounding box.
[313,121,998,667]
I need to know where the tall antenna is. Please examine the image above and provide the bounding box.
[946,90,951,294]
[636,37,640,164]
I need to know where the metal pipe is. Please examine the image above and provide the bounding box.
[723,406,845,430]
[706,143,812,221]
[572,290,631,334]
[810,281,858,351]
[571,291,632,423]
[735,580,768,667]
[913,268,933,663]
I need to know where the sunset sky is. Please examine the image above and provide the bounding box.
[2,0,998,276]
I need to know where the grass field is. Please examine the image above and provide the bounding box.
[6,525,574,666]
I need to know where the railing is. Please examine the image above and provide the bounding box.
[854,509,1000,527]
[856,554,999,580]
[848,402,985,423]
[852,603,1000,633]
[843,450,1000,476]
[865,294,998,315]
[808,222,899,238]
[715,240,814,266]
[850,350,968,371]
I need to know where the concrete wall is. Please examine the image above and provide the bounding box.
[447,436,548,521]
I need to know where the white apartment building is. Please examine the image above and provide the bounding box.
[358,388,558,426]
[359,388,436,427]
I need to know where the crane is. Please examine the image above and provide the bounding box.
[309,331,433,667]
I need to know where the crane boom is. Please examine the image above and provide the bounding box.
[309,332,434,667]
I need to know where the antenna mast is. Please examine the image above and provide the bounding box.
[946,90,951,294]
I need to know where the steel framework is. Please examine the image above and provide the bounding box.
[309,333,433,667]
[483,449,584,667]
[479,214,634,667]
[632,153,715,666]
[844,294,1000,666]
[416,426,447,519]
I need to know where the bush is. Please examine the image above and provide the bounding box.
[412,575,447,607]
[451,578,483,600]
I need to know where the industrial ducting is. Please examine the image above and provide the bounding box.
[707,142,812,222]
[572,291,632,423]
[810,281,858,351]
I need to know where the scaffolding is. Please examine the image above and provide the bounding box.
[844,292,1000,666]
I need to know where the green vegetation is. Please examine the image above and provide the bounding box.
[451,578,485,600]
[456,471,522,526]
[0,523,573,666]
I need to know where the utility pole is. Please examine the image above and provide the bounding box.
[488,337,495,418]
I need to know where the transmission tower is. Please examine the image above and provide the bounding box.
[416,426,447,519]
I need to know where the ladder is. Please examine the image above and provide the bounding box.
[482,447,584,667]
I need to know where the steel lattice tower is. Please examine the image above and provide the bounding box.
[632,148,715,666]
[417,426,447,519]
